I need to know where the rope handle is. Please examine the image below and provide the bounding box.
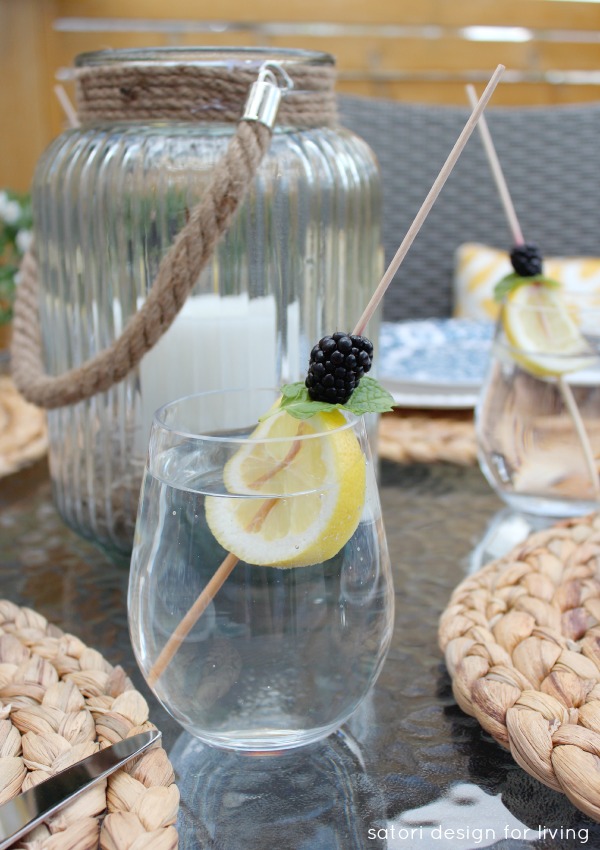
[11,93,276,409]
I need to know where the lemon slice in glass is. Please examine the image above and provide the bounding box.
[502,283,595,376]
[204,408,366,568]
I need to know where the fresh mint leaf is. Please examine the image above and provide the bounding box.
[494,272,560,302]
[280,382,306,400]
[534,275,560,289]
[258,383,318,421]
[343,377,395,415]
[272,376,395,421]
[493,272,521,302]
[278,385,340,420]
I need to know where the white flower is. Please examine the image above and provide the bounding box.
[16,229,33,254]
[0,192,21,225]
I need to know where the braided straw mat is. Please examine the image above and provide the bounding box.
[0,599,179,849]
[0,376,47,477]
[439,512,600,821]
[378,410,476,466]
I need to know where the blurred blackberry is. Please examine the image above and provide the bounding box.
[510,243,543,277]
[305,332,373,404]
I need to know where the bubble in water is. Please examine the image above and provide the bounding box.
[172,511,177,516]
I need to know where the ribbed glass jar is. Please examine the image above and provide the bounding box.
[31,48,382,556]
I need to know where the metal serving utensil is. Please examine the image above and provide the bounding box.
[0,728,161,849]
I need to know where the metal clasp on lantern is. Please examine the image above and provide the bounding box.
[243,62,294,128]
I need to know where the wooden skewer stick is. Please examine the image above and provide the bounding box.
[465,84,600,500]
[148,65,507,685]
[147,550,240,688]
[353,63,505,337]
[558,373,600,500]
[53,85,80,129]
[465,84,523,246]
[147,425,306,686]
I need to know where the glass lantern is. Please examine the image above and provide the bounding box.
[30,47,382,555]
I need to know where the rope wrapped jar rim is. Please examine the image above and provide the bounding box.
[74,47,338,127]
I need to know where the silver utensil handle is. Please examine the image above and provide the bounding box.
[0,729,161,849]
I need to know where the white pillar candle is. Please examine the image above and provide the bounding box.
[138,294,278,447]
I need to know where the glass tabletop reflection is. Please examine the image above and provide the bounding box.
[0,458,597,849]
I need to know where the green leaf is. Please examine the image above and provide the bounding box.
[0,264,17,282]
[533,275,561,289]
[493,272,522,301]
[280,382,306,400]
[494,272,560,302]
[277,385,341,420]
[343,376,395,415]
[272,376,395,421]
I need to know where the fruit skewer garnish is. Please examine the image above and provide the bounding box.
[273,332,395,420]
[466,84,600,500]
[146,66,505,686]
[306,333,373,404]
[497,244,595,378]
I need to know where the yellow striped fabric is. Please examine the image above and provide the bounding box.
[453,243,600,320]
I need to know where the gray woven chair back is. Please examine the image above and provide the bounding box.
[338,95,600,321]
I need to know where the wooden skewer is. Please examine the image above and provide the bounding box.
[465,83,600,501]
[558,373,600,500]
[148,550,240,687]
[465,84,523,246]
[353,64,505,337]
[53,85,80,129]
[148,65,506,685]
[147,426,306,686]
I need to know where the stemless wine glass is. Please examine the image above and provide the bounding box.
[128,388,394,752]
[476,290,600,517]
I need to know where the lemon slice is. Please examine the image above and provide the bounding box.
[204,408,366,568]
[502,284,595,376]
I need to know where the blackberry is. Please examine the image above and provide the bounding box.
[510,243,543,277]
[305,332,373,404]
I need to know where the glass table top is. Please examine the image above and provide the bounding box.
[1,459,596,849]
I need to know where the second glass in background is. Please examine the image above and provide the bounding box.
[476,291,600,517]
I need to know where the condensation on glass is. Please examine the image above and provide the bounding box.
[32,48,382,554]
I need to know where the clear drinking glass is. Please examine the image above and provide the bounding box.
[476,293,600,517]
[128,389,394,751]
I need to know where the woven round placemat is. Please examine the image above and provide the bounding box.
[439,513,600,821]
[0,375,47,477]
[379,410,476,466]
[0,599,179,849]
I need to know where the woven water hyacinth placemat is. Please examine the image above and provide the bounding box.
[0,376,47,477]
[439,513,600,821]
[0,599,179,849]
[379,410,476,466]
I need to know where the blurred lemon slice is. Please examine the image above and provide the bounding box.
[502,284,596,376]
[205,408,366,568]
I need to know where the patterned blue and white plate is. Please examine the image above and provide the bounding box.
[378,318,494,408]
